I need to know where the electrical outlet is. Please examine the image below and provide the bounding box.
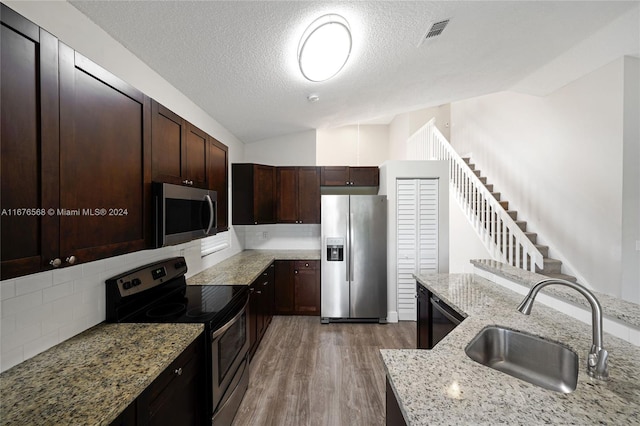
[262,231,268,240]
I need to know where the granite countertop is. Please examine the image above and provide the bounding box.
[186,249,321,286]
[471,259,640,328]
[381,273,640,425]
[0,323,204,426]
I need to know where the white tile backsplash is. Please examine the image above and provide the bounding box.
[15,271,52,296]
[0,280,16,300]
[0,241,200,372]
[241,224,321,250]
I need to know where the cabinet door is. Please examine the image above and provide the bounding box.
[294,261,320,315]
[184,123,208,188]
[0,6,59,279]
[137,335,205,426]
[254,165,275,224]
[320,166,349,186]
[274,261,294,314]
[209,137,228,232]
[276,167,298,223]
[248,281,259,358]
[59,45,151,263]
[349,167,379,186]
[297,167,320,224]
[151,101,185,185]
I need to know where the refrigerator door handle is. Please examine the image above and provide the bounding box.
[349,212,355,281]
[345,213,350,282]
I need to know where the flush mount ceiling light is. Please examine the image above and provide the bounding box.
[298,14,351,82]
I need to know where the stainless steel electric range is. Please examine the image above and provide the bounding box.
[106,257,250,425]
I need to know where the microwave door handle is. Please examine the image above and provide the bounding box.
[205,194,214,234]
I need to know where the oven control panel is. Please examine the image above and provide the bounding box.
[106,257,188,298]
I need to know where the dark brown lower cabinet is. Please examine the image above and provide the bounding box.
[249,263,274,359]
[386,377,407,426]
[274,260,320,316]
[136,334,205,426]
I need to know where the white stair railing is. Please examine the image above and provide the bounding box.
[407,118,544,272]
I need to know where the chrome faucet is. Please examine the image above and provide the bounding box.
[517,278,609,380]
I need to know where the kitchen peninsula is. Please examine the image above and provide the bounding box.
[382,272,640,425]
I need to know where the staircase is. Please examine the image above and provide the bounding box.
[461,157,577,282]
[406,118,577,282]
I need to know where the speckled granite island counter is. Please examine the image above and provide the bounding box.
[187,249,320,285]
[381,274,640,425]
[0,322,203,426]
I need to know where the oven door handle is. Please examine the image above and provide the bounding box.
[211,293,250,340]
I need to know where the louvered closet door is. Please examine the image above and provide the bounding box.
[396,179,438,320]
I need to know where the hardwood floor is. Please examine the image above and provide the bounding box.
[233,316,416,426]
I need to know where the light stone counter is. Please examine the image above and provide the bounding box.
[186,249,321,286]
[0,322,204,426]
[381,273,640,425]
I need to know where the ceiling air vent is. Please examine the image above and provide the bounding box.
[425,19,449,39]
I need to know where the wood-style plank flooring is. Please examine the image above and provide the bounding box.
[233,316,416,426]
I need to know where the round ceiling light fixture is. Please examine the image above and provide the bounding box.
[298,14,352,82]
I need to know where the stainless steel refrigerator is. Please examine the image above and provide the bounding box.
[321,195,387,323]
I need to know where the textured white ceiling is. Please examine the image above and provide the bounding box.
[69,1,638,143]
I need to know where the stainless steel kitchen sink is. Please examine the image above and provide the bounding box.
[465,325,579,393]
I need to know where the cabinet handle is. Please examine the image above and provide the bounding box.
[65,256,76,265]
[345,181,349,185]
[305,263,309,267]
[182,180,193,186]
[50,258,62,268]
[294,270,298,275]
[262,281,268,286]
[174,367,183,376]
[255,290,262,294]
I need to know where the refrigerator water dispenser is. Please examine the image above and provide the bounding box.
[325,237,344,261]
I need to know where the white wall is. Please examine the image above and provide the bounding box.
[244,130,316,166]
[379,161,449,322]
[450,57,635,301]
[388,104,451,160]
[621,57,640,303]
[0,0,245,372]
[316,124,389,166]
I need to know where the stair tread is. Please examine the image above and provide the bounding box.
[541,272,578,283]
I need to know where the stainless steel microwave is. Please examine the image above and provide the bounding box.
[153,182,217,248]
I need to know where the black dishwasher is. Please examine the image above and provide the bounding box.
[417,283,465,349]
[430,295,464,347]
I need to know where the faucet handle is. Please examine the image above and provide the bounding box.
[588,349,609,380]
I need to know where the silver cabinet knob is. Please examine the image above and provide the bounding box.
[174,367,183,376]
[50,258,62,268]
[294,270,298,275]
[66,256,76,265]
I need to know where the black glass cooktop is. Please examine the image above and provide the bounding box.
[127,284,248,326]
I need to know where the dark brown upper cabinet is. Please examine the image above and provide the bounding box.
[208,137,229,232]
[276,166,320,224]
[232,164,276,225]
[1,5,59,279]
[1,4,152,280]
[151,100,208,189]
[320,166,379,186]
[58,44,151,267]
